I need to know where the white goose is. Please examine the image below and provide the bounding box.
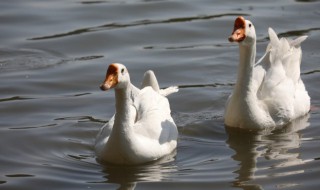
[224,16,310,129]
[95,63,179,165]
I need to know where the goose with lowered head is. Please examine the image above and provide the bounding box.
[95,63,179,165]
[224,16,310,129]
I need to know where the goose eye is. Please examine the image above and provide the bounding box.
[249,24,252,28]
[121,68,125,74]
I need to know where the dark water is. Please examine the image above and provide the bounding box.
[1,0,320,189]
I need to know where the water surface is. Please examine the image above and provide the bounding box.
[0,0,320,189]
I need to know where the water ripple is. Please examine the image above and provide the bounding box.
[5,174,35,178]
[54,116,106,123]
[9,123,57,130]
[0,48,65,72]
[278,27,320,38]
[177,83,234,89]
[0,96,33,103]
[144,42,231,50]
[28,13,249,40]
[302,69,320,75]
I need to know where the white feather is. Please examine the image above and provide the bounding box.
[225,20,310,129]
[95,64,178,165]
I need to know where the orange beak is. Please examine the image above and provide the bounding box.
[100,64,118,91]
[228,16,246,43]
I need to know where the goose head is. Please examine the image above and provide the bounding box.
[100,63,130,91]
[228,16,256,45]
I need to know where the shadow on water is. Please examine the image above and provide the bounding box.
[225,114,310,190]
[91,150,177,190]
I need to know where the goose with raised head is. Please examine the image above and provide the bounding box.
[95,63,179,165]
[224,16,310,129]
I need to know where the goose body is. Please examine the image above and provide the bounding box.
[95,63,178,165]
[225,17,310,129]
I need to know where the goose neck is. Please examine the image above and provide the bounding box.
[234,42,256,95]
[113,83,140,133]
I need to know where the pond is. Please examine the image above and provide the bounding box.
[0,0,319,189]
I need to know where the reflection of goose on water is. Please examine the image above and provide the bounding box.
[96,150,177,190]
[225,16,310,129]
[95,63,178,165]
[226,114,310,189]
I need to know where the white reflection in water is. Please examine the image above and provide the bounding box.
[97,150,177,190]
[226,114,310,190]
